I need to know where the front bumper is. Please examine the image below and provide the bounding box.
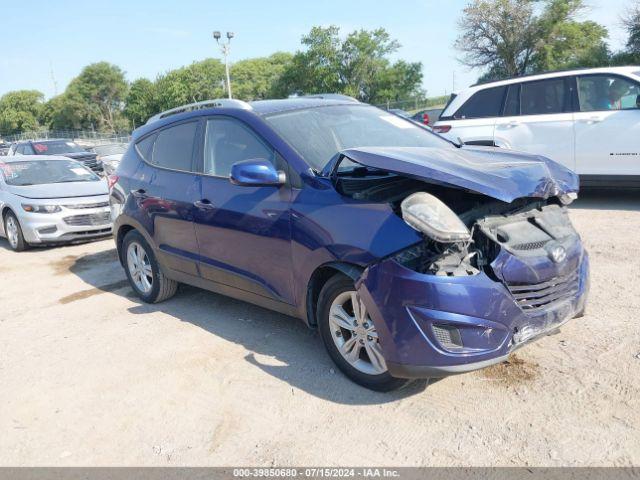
[357,244,590,379]
[17,202,112,244]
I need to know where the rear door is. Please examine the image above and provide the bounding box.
[494,77,575,171]
[573,73,640,177]
[192,115,294,304]
[136,120,201,276]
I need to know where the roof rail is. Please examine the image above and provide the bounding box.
[297,93,360,103]
[146,99,253,125]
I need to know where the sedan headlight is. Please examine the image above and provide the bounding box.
[401,192,470,243]
[21,204,61,214]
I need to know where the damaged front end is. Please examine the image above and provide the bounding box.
[330,148,589,378]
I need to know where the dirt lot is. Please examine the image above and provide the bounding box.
[0,191,638,467]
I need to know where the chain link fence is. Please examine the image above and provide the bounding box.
[1,129,131,146]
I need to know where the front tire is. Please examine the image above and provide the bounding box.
[318,274,409,392]
[122,230,177,303]
[4,211,28,252]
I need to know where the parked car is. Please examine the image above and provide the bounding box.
[412,108,443,126]
[0,142,11,156]
[388,108,412,119]
[7,139,104,174]
[110,98,589,391]
[88,143,128,175]
[0,156,111,251]
[433,66,640,187]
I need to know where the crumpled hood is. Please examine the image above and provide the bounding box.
[332,146,578,203]
[8,179,108,199]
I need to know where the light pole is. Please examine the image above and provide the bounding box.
[213,31,234,99]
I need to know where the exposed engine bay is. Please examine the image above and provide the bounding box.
[334,168,578,277]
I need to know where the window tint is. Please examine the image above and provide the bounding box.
[136,134,156,162]
[204,118,274,177]
[23,144,35,155]
[16,145,24,154]
[454,86,506,119]
[503,84,520,116]
[521,79,567,115]
[151,122,197,171]
[577,75,640,112]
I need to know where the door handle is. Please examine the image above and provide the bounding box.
[584,116,603,124]
[506,121,520,128]
[194,199,216,210]
[131,189,148,199]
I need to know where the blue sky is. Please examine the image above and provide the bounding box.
[0,0,633,99]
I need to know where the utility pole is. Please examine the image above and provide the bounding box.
[213,31,234,99]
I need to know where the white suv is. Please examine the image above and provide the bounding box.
[433,66,640,187]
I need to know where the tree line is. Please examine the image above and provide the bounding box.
[0,25,424,135]
[456,0,640,82]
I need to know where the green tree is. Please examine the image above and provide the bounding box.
[231,52,293,100]
[0,90,44,134]
[273,26,424,103]
[456,0,610,80]
[154,58,226,111]
[622,1,640,59]
[64,62,129,131]
[124,78,158,128]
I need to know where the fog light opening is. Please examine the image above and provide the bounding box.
[432,324,464,351]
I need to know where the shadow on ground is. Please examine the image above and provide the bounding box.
[63,248,428,405]
[571,188,640,212]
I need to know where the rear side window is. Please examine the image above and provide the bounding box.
[135,134,156,162]
[204,117,274,177]
[143,122,198,171]
[453,86,506,119]
[520,78,567,115]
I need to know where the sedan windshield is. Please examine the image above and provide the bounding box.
[32,141,86,155]
[0,160,99,186]
[264,104,453,171]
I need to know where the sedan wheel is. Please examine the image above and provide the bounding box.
[4,212,27,251]
[328,290,387,375]
[5,215,19,249]
[126,241,153,294]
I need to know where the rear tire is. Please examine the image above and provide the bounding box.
[4,211,28,252]
[317,274,409,392]
[122,230,177,303]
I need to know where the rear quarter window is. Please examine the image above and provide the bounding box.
[453,86,506,119]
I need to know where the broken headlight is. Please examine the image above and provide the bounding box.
[401,192,471,243]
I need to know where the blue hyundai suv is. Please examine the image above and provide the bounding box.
[109,98,589,391]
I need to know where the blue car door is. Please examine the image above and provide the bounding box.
[192,115,295,305]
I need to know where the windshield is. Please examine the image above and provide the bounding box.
[92,144,127,156]
[32,140,86,155]
[0,160,99,186]
[264,104,453,171]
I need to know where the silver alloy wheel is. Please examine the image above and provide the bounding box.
[328,290,387,375]
[126,241,153,294]
[5,216,19,249]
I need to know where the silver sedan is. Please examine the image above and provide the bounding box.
[0,155,112,251]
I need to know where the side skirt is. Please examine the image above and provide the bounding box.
[165,268,302,321]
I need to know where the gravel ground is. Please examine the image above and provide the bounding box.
[0,190,638,466]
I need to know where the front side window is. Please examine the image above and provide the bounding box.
[204,117,275,177]
[577,75,640,112]
[150,122,198,171]
[520,78,567,115]
[453,86,506,119]
[0,160,99,186]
